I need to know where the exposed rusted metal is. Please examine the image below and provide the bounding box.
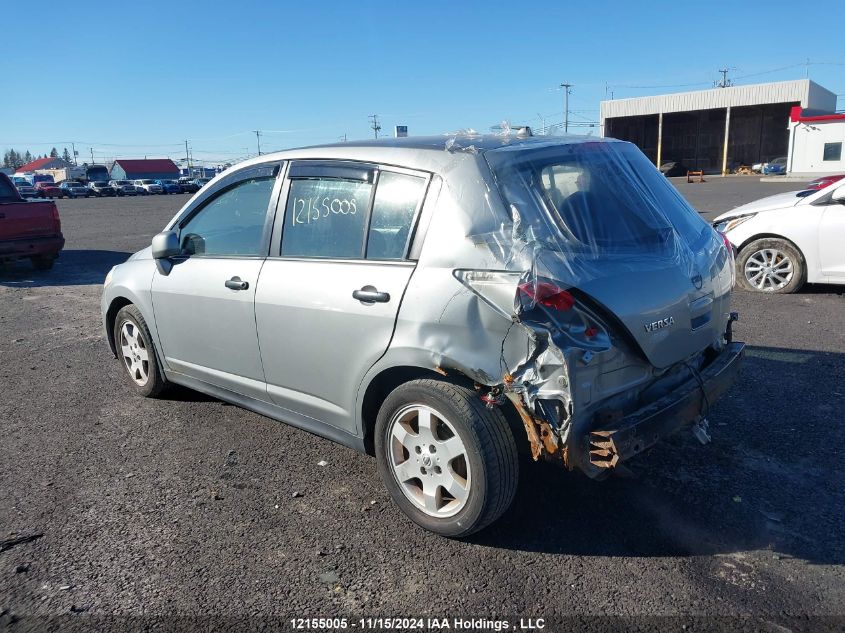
[505,392,544,460]
[433,366,448,376]
[588,429,619,468]
[504,392,568,467]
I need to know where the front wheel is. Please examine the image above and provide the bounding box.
[375,379,518,537]
[113,305,167,397]
[737,238,805,293]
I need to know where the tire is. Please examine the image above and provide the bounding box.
[736,237,805,294]
[31,255,55,270]
[113,304,167,397]
[375,378,518,537]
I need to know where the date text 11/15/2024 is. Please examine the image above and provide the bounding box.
[290,617,546,630]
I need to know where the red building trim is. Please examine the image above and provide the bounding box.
[790,106,845,123]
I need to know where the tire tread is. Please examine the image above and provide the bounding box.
[376,378,518,537]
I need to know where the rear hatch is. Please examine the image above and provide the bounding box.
[486,139,732,369]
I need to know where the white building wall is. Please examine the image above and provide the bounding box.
[788,120,845,175]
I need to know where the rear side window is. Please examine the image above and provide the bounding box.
[366,172,426,260]
[179,177,275,256]
[0,176,19,200]
[281,178,373,258]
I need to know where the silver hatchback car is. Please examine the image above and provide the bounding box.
[102,134,744,536]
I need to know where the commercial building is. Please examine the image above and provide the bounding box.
[110,159,180,181]
[787,106,845,176]
[600,79,838,174]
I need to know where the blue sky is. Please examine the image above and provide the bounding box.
[2,0,843,167]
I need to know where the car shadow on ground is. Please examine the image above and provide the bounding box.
[158,384,217,403]
[0,250,130,287]
[472,344,845,566]
[797,283,844,295]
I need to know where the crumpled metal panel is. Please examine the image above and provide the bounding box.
[382,132,733,472]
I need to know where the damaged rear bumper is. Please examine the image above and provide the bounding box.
[585,341,745,469]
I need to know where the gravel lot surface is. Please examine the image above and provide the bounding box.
[1,178,843,632]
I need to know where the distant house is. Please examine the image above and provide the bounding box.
[16,157,72,173]
[111,159,180,181]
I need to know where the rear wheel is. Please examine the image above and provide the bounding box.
[375,379,518,537]
[113,305,167,397]
[31,255,55,270]
[737,238,805,293]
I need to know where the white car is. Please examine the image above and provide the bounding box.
[133,179,163,195]
[109,180,138,196]
[713,182,845,292]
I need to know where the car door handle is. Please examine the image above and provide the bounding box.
[352,287,390,303]
[225,276,249,291]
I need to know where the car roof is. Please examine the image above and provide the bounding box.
[232,133,620,173]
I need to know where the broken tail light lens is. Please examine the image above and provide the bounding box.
[717,231,736,287]
[518,281,575,311]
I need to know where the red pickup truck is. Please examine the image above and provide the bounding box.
[0,173,65,270]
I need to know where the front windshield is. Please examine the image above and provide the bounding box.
[486,140,710,255]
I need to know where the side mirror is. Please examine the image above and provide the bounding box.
[832,184,845,204]
[151,230,181,259]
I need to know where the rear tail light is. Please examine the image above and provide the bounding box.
[453,270,609,349]
[718,231,736,287]
[50,203,61,231]
[517,281,575,311]
[718,231,733,257]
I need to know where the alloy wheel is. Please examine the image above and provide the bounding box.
[387,404,471,518]
[119,320,150,386]
[744,248,794,291]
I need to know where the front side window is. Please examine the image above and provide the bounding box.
[179,177,275,256]
[366,172,426,260]
[281,178,373,258]
[823,142,842,162]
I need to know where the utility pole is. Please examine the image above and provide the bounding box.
[254,130,262,155]
[717,68,732,88]
[369,114,381,139]
[560,83,573,133]
[71,142,78,166]
[89,147,94,164]
[185,140,191,175]
[537,113,546,135]
[339,134,348,143]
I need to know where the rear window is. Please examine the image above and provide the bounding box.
[485,140,709,255]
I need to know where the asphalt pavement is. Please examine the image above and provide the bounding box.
[1,178,843,632]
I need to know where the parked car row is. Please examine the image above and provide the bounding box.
[10,177,211,199]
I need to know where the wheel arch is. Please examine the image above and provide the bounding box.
[105,296,134,356]
[737,233,808,267]
[359,364,526,457]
